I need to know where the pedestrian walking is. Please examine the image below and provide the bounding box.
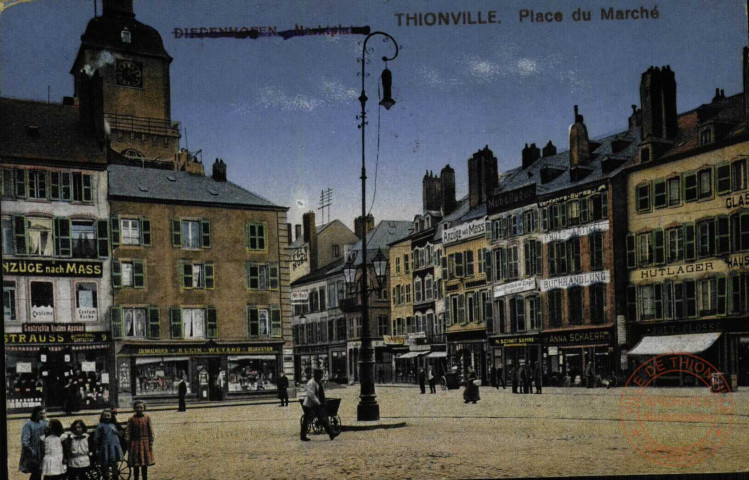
[585,361,595,389]
[489,366,497,389]
[93,409,123,480]
[463,370,480,404]
[215,369,226,400]
[300,368,339,441]
[378,367,385,384]
[428,366,436,394]
[277,371,290,407]
[497,365,506,389]
[418,368,426,394]
[521,364,531,394]
[533,362,543,394]
[61,420,91,480]
[63,377,75,415]
[511,366,519,394]
[19,406,47,480]
[126,400,155,480]
[41,419,65,480]
[177,373,187,412]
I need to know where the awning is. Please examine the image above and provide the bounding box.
[397,351,428,359]
[425,351,447,358]
[628,332,722,356]
[227,355,277,361]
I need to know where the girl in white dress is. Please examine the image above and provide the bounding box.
[41,419,66,479]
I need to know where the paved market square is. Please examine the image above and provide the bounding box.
[6,384,749,479]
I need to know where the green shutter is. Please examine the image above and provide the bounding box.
[181,262,192,289]
[111,307,123,339]
[82,174,93,202]
[268,264,278,290]
[653,229,665,265]
[717,277,727,316]
[206,306,218,338]
[684,223,695,261]
[170,306,182,339]
[258,223,266,250]
[148,306,160,339]
[248,306,259,337]
[133,260,145,288]
[61,172,71,201]
[14,169,26,198]
[201,219,211,248]
[97,220,109,257]
[110,215,120,247]
[49,171,60,200]
[112,260,122,288]
[626,234,635,269]
[271,306,281,338]
[141,217,151,246]
[12,214,27,255]
[171,219,182,247]
[54,217,71,257]
[205,262,215,290]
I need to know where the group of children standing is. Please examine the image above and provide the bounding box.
[19,401,155,480]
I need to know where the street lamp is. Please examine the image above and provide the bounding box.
[354,32,398,421]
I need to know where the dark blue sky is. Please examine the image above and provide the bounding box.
[1,1,746,229]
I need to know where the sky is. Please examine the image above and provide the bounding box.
[1,0,747,230]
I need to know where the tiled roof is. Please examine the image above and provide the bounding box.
[108,164,285,209]
[290,257,346,287]
[0,97,107,165]
[349,220,413,266]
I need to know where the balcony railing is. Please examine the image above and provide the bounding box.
[105,113,180,136]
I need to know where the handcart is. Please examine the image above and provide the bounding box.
[299,397,342,434]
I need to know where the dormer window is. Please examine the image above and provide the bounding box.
[121,28,131,44]
[699,126,713,146]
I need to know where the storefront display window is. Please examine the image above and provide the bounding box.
[75,283,98,322]
[135,357,190,396]
[4,280,16,322]
[30,281,54,322]
[227,356,277,392]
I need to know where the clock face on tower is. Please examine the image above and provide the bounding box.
[115,60,143,88]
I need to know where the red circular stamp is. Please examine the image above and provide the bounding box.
[619,353,734,468]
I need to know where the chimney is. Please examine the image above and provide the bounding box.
[542,140,557,157]
[468,146,498,209]
[184,158,204,176]
[102,0,135,17]
[628,105,642,131]
[295,224,302,241]
[354,214,374,239]
[286,223,293,245]
[440,164,456,215]
[79,71,106,147]
[302,211,318,271]
[422,170,442,212]
[661,66,678,139]
[640,66,677,140]
[569,105,591,167]
[522,143,541,168]
[212,158,227,182]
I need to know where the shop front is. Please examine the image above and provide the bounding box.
[5,324,112,412]
[116,341,283,406]
[543,326,615,387]
[294,345,329,383]
[488,334,542,386]
[447,332,487,383]
[330,345,347,384]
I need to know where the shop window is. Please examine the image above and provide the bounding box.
[732,212,749,252]
[590,284,606,324]
[636,183,651,213]
[75,283,98,322]
[72,220,97,258]
[510,296,525,332]
[667,177,681,206]
[589,232,604,270]
[2,217,13,255]
[112,260,145,288]
[568,287,583,325]
[29,281,54,321]
[653,180,667,209]
[698,278,717,316]
[3,281,16,322]
[683,173,698,203]
[667,228,683,263]
[732,158,747,192]
[228,357,278,392]
[172,218,210,249]
[27,217,53,256]
[717,164,732,195]
[181,261,215,290]
[28,170,47,199]
[135,357,189,396]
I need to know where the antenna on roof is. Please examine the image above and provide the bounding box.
[318,187,333,224]
[184,126,189,151]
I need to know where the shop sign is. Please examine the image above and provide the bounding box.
[544,328,612,346]
[384,335,406,345]
[291,290,309,304]
[16,362,32,373]
[487,184,537,214]
[493,277,536,298]
[291,245,308,270]
[538,183,607,208]
[547,347,558,356]
[442,218,486,245]
[724,254,749,269]
[6,326,108,344]
[465,279,487,289]
[491,335,539,347]
[540,220,608,244]
[3,259,103,277]
[725,191,749,209]
[130,344,278,356]
[637,261,714,280]
[101,373,110,384]
[23,323,87,333]
[410,344,430,352]
[635,319,722,337]
[540,270,609,291]
[30,306,54,321]
[81,361,96,372]
[76,308,97,322]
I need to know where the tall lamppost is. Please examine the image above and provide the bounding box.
[351,31,398,421]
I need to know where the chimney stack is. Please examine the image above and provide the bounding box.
[212,158,227,182]
[640,66,678,140]
[79,71,106,147]
[440,164,456,215]
[569,105,591,167]
[422,170,442,212]
[286,223,293,245]
[302,211,318,272]
[467,146,498,209]
[522,143,541,168]
[354,214,375,239]
[542,140,557,158]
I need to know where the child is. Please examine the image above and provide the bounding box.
[61,420,90,480]
[41,419,65,480]
[126,400,155,480]
[93,409,123,480]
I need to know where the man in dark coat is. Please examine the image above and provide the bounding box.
[277,371,290,407]
[533,363,543,394]
[489,366,497,389]
[418,368,426,394]
[497,364,506,389]
[521,364,531,394]
[585,361,595,388]
[178,372,187,412]
[511,366,519,394]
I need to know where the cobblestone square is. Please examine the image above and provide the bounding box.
[7,385,749,479]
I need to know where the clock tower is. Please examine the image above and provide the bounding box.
[71,0,181,166]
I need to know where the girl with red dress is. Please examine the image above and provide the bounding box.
[125,400,154,480]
